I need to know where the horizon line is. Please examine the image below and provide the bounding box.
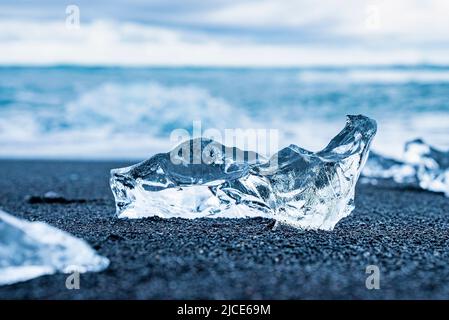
[1,63,449,70]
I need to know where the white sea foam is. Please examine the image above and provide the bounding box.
[0,82,255,158]
[64,82,254,133]
[0,80,448,159]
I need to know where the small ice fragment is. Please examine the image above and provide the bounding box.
[363,151,418,185]
[25,192,86,204]
[25,191,68,204]
[110,115,377,230]
[363,139,449,196]
[0,209,109,286]
[404,139,449,196]
[43,191,62,199]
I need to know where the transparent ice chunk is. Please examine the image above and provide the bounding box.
[111,115,377,230]
[0,209,109,286]
[363,151,418,185]
[363,139,449,196]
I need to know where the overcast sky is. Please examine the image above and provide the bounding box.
[1,0,449,66]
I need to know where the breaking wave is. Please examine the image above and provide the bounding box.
[1,67,449,159]
[0,82,257,158]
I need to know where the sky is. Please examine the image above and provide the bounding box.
[1,0,449,66]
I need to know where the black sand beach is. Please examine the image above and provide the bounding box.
[1,159,449,299]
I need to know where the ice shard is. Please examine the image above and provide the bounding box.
[0,209,109,286]
[362,151,418,186]
[111,115,377,230]
[404,139,449,196]
[363,139,449,196]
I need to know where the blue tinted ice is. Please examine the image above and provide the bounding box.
[363,139,449,196]
[363,151,418,185]
[0,209,109,285]
[111,115,377,230]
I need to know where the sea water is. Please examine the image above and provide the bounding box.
[0,65,448,159]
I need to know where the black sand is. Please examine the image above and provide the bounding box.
[0,159,449,299]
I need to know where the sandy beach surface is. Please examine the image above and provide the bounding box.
[1,159,449,299]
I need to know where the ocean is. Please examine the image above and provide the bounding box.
[0,65,448,159]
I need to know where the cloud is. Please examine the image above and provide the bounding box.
[0,0,449,65]
[196,0,449,44]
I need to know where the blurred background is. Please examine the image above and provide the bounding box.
[0,0,448,159]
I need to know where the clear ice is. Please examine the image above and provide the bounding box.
[363,139,449,196]
[0,209,109,285]
[111,115,377,230]
[363,151,418,186]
